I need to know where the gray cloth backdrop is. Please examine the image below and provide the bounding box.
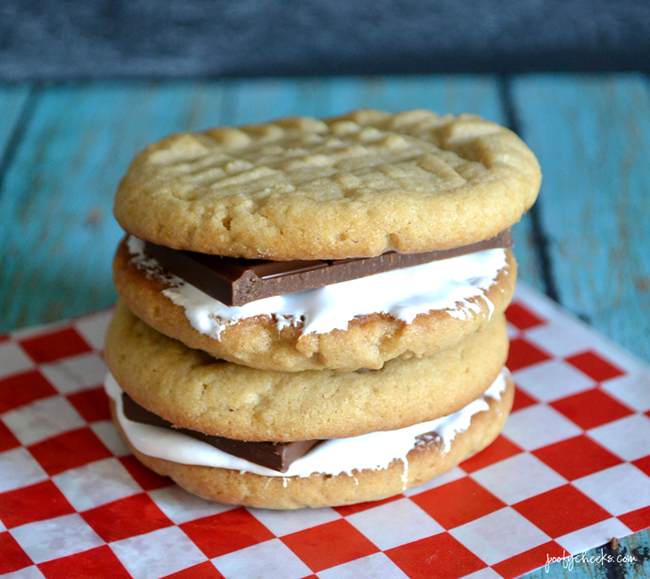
[1,0,649,80]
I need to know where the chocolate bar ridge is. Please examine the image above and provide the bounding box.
[121,394,320,473]
[144,229,512,307]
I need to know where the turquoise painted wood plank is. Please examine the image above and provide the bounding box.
[0,81,229,332]
[0,84,31,162]
[328,74,506,122]
[512,73,650,362]
[228,74,508,122]
[226,77,341,124]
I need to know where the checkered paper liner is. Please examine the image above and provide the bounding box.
[1,285,649,579]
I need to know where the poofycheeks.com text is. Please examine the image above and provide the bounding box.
[545,549,637,572]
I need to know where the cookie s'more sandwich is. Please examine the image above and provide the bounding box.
[104,109,540,508]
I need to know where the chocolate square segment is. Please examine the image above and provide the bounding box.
[121,394,320,473]
[144,229,512,306]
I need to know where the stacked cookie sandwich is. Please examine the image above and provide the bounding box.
[104,109,540,509]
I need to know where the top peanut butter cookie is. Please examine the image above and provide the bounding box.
[114,109,541,260]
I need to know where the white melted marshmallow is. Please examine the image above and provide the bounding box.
[105,372,507,479]
[127,237,507,338]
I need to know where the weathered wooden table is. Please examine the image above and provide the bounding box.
[1,74,649,577]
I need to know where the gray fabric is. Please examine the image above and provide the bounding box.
[1,0,649,80]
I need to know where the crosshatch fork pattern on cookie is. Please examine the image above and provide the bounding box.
[1,285,649,579]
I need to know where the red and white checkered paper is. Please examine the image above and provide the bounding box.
[1,284,650,579]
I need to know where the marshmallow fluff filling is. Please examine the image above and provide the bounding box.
[127,236,508,338]
[105,371,507,479]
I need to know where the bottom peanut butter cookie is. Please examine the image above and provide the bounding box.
[107,373,514,509]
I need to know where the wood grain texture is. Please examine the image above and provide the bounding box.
[225,76,341,124]
[513,73,650,363]
[0,84,32,175]
[0,81,229,331]
[226,74,505,127]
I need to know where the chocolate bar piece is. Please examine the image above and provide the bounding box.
[122,394,320,473]
[144,229,512,307]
